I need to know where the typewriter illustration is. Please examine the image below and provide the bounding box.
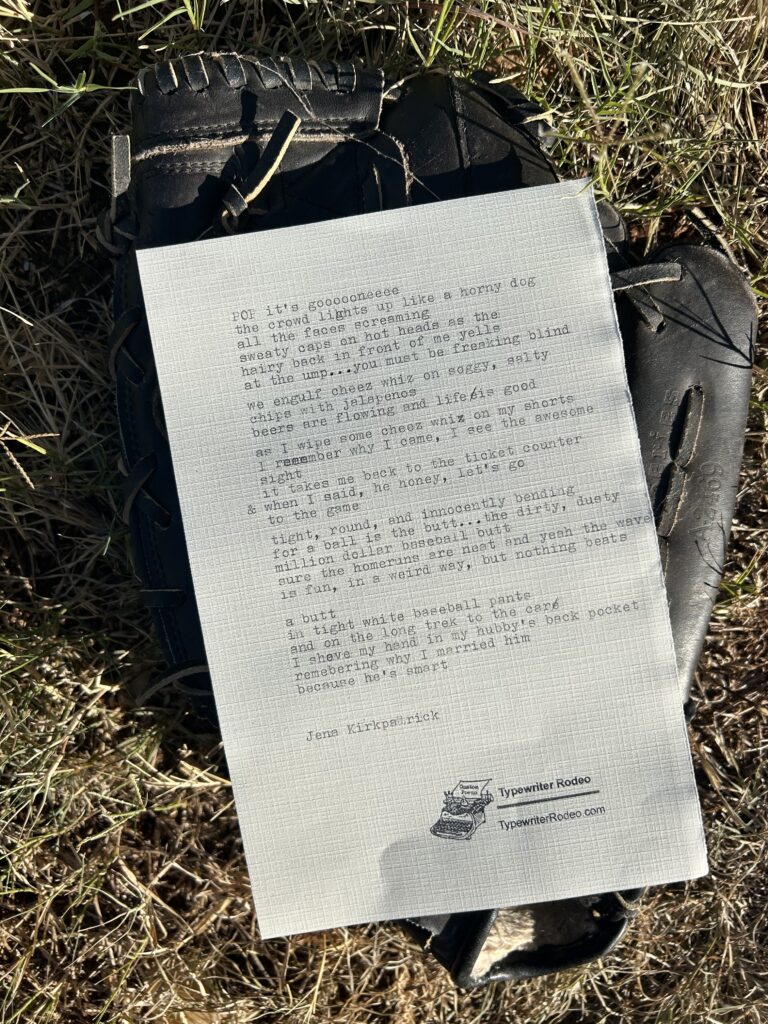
[430,779,493,840]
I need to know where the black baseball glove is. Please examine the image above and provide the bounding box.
[101,54,756,988]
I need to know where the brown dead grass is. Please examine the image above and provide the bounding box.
[1,1,766,1021]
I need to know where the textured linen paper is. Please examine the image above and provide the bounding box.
[137,179,707,938]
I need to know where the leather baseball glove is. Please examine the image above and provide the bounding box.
[101,53,756,988]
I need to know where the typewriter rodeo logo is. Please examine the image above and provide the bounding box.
[430,779,494,840]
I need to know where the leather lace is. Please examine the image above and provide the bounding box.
[610,261,683,331]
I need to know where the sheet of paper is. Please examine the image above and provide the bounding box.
[137,180,707,939]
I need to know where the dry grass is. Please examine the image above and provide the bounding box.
[1,1,767,1021]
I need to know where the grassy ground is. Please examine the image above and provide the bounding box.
[1,1,766,1021]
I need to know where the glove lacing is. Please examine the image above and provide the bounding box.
[611,262,683,331]
[218,110,302,234]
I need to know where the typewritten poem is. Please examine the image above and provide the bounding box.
[225,274,649,720]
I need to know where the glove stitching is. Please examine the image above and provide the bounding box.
[139,161,242,179]
[132,120,380,154]
[135,129,373,158]
[134,138,352,180]
[137,134,410,204]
